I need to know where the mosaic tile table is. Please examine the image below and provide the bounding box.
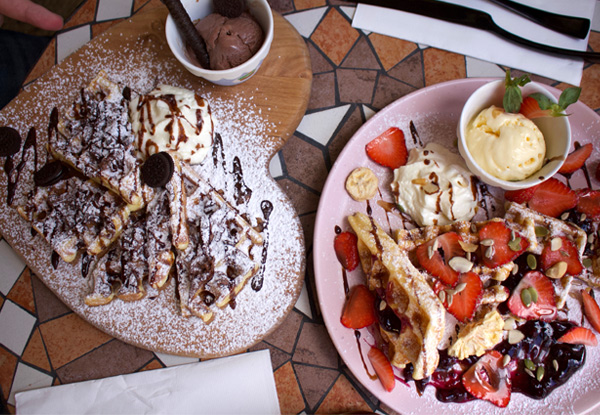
[2,0,600,413]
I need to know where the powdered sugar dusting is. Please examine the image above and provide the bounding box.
[0,24,305,357]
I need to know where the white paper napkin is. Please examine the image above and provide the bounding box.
[15,349,280,414]
[352,0,596,86]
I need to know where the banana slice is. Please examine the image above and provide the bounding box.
[449,307,504,360]
[348,212,445,380]
[345,167,378,201]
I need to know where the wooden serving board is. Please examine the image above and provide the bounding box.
[0,4,311,357]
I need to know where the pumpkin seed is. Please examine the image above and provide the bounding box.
[485,245,495,259]
[535,225,549,237]
[553,359,559,371]
[447,291,454,306]
[550,237,563,251]
[502,354,511,367]
[524,359,535,371]
[583,258,593,269]
[438,290,446,303]
[527,254,537,270]
[427,245,434,259]
[588,233,595,245]
[561,212,570,221]
[379,300,387,311]
[581,213,587,222]
[454,282,467,294]
[448,256,474,273]
[480,238,495,246]
[521,288,532,307]
[511,263,519,275]
[525,368,535,378]
[546,261,568,279]
[508,236,522,252]
[536,366,545,381]
[528,287,539,303]
[471,223,477,233]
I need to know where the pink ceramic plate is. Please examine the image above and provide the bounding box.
[314,78,600,415]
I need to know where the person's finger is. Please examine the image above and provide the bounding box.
[0,0,63,31]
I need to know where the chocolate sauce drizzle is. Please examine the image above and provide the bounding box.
[251,200,273,291]
[231,156,252,205]
[5,127,37,206]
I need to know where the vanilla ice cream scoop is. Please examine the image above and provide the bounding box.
[391,142,478,227]
[130,85,213,165]
[466,105,545,181]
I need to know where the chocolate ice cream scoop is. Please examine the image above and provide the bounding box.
[194,12,264,70]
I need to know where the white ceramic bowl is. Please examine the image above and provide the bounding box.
[165,0,274,86]
[457,79,571,191]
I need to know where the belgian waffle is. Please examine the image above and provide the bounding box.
[351,202,591,376]
[5,71,267,324]
[17,176,131,263]
[348,212,445,380]
[50,71,154,210]
[176,165,263,323]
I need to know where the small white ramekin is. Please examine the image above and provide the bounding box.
[165,0,274,86]
[457,79,571,191]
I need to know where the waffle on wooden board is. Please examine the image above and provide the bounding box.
[0,67,305,357]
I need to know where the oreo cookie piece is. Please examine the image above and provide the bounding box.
[0,127,22,157]
[141,152,174,188]
[34,161,69,187]
[214,0,246,18]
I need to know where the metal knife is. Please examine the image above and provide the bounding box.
[355,0,600,63]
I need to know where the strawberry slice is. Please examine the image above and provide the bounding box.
[341,284,376,329]
[575,189,600,220]
[527,178,578,218]
[558,326,598,346]
[519,96,550,119]
[559,143,593,175]
[415,232,465,286]
[462,350,511,408]
[365,127,408,169]
[507,271,557,321]
[582,290,600,333]
[504,185,539,204]
[334,231,360,271]
[435,272,482,322]
[478,221,529,269]
[367,346,396,392]
[540,236,583,277]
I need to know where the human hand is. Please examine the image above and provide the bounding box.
[0,0,63,31]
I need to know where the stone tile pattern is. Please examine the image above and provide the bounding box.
[3,0,600,414]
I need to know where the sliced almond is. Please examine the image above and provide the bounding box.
[546,261,568,279]
[550,237,563,251]
[508,329,525,344]
[503,317,516,331]
[448,256,474,273]
[411,177,428,185]
[423,182,440,194]
[458,240,478,253]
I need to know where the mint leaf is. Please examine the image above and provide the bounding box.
[558,87,581,109]
[529,87,581,117]
[503,70,531,113]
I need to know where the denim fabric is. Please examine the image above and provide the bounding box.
[0,29,51,110]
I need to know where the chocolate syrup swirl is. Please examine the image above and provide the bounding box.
[251,200,273,291]
[212,132,226,171]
